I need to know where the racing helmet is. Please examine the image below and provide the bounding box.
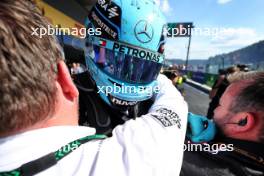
[85,0,166,108]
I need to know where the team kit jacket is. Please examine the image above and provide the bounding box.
[0,75,188,176]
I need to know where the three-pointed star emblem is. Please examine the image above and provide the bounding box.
[134,20,154,43]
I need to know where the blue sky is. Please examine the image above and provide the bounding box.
[155,0,264,59]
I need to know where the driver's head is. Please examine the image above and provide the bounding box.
[85,0,166,109]
[0,0,79,137]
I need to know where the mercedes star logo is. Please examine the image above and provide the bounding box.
[134,20,154,43]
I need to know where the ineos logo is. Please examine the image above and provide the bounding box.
[98,0,108,10]
[98,0,119,19]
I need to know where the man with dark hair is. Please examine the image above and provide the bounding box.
[0,1,188,175]
[214,71,264,142]
[207,66,239,119]
[181,71,264,176]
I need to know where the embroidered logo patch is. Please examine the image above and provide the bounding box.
[151,108,181,128]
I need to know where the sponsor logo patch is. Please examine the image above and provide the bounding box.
[90,11,118,40]
[113,42,162,63]
[88,36,165,63]
[98,0,120,18]
[151,108,181,128]
[109,95,138,106]
[96,0,121,24]
[134,20,154,43]
[108,6,119,19]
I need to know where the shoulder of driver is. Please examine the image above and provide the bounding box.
[95,74,188,175]
[80,74,188,175]
[60,75,187,176]
[0,75,188,176]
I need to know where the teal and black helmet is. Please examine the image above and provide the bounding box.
[85,0,167,108]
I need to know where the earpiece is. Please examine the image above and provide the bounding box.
[237,117,247,126]
[226,116,248,126]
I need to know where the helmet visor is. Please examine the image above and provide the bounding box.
[86,38,164,84]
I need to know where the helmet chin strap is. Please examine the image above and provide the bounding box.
[75,83,94,92]
[115,104,141,120]
[73,71,96,92]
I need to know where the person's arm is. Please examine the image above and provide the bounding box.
[94,74,188,176]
